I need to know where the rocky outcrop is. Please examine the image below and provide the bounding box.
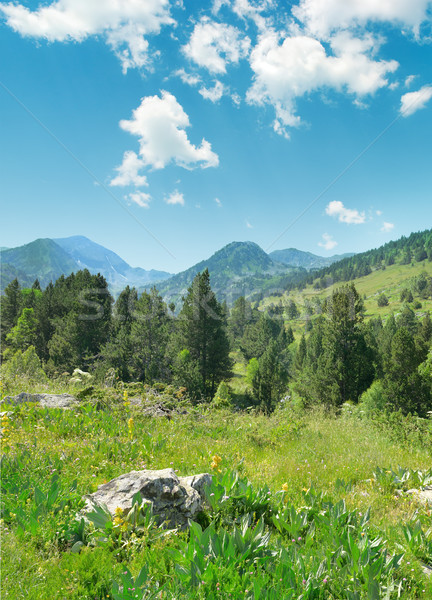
[3,392,78,409]
[82,468,211,529]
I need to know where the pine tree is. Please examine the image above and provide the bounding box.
[0,278,21,347]
[130,288,171,383]
[300,284,374,407]
[252,340,288,414]
[382,327,431,415]
[176,269,231,397]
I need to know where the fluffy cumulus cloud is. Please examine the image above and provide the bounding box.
[400,85,432,117]
[119,91,219,170]
[318,233,338,250]
[325,200,366,224]
[293,0,432,38]
[110,151,148,187]
[127,191,151,208]
[247,31,398,135]
[381,221,395,232]
[164,190,185,205]
[0,0,173,72]
[183,18,250,74]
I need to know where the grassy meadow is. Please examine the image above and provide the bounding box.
[1,379,432,599]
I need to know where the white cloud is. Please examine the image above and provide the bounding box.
[0,0,173,72]
[293,0,432,39]
[215,197,222,207]
[246,220,253,228]
[212,0,275,30]
[318,233,338,251]
[183,18,250,74]
[325,200,366,224]
[119,91,219,170]
[376,209,383,216]
[247,31,398,135]
[199,80,226,102]
[231,92,242,106]
[381,221,395,232]
[110,151,148,187]
[174,68,201,87]
[165,190,185,205]
[405,74,416,87]
[400,85,432,117]
[126,191,151,208]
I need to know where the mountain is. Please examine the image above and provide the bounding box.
[157,241,306,306]
[1,236,172,294]
[53,236,171,292]
[1,239,78,290]
[269,248,354,270]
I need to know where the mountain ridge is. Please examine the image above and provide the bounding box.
[1,236,171,294]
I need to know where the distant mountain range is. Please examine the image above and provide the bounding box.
[0,235,353,301]
[0,236,171,293]
[269,248,354,270]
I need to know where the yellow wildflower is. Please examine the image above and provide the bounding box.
[127,417,134,440]
[281,483,288,492]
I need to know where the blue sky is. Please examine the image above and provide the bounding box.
[1,0,431,273]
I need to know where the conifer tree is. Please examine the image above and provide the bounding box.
[176,269,231,397]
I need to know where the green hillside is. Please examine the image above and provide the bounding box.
[263,259,432,338]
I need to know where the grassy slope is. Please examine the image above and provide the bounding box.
[262,260,432,338]
[1,382,431,599]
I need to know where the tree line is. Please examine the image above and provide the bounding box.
[1,270,431,416]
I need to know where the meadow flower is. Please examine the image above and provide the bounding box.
[281,483,288,492]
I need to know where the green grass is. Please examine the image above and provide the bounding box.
[1,382,432,599]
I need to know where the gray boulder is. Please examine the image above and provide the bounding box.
[83,468,211,529]
[3,392,78,409]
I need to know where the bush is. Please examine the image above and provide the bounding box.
[1,346,47,390]
[377,293,389,307]
[212,381,232,408]
[358,380,389,414]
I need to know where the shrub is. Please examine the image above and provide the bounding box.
[212,381,232,408]
[358,380,389,414]
[377,293,389,307]
[1,346,47,389]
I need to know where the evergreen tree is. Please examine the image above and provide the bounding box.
[397,305,418,335]
[48,270,113,370]
[176,269,231,397]
[0,278,21,348]
[129,288,171,383]
[286,299,300,320]
[227,296,256,344]
[419,312,432,343]
[240,314,281,360]
[113,285,138,334]
[252,340,288,414]
[382,327,431,415]
[286,326,294,346]
[295,334,307,371]
[298,285,374,407]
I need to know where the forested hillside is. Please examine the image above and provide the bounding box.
[294,229,432,291]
